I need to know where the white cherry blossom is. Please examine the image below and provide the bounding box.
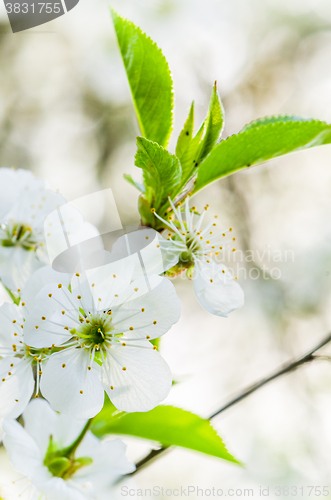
[154,198,244,317]
[3,398,135,500]
[0,168,67,290]
[24,258,181,419]
[0,268,70,419]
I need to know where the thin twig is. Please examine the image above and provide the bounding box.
[129,332,331,476]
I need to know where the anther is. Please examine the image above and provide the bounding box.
[153,320,157,325]
[129,327,134,331]
[113,274,116,278]
[21,302,25,306]
[122,367,127,371]
[77,295,82,300]
[58,284,62,289]
[75,273,80,277]
[80,390,83,394]
[62,364,66,368]
[41,317,46,321]
[141,308,145,312]
[134,288,139,292]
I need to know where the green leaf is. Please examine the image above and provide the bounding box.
[196,81,224,163]
[111,8,173,148]
[176,102,195,159]
[178,121,205,186]
[176,84,224,190]
[194,118,331,193]
[92,404,240,464]
[135,136,182,211]
[124,174,145,193]
[240,114,310,132]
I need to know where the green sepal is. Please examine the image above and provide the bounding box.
[124,174,145,193]
[138,194,156,227]
[47,457,72,478]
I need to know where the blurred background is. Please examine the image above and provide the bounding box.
[1,0,331,498]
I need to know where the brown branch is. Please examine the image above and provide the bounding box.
[129,332,331,476]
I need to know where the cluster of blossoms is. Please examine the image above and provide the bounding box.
[0,169,244,499]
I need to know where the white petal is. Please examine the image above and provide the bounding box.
[111,276,181,340]
[21,266,71,312]
[40,349,104,419]
[0,246,43,291]
[0,168,45,220]
[3,419,42,477]
[75,438,135,491]
[102,344,172,412]
[24,399,88,454]
[22,399,57,457]
[0,302,23,348]
[70,255,134,313]
[53,415,88,450]
[111,229,180,279]
[45,203,102,272]
[24,283,79,348]
[0,357,34,419]
[4,189,66,228]
[193,260,244,317]
[32,475,87,500]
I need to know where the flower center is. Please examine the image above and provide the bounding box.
[0,221,38,251]
[74,312,122,352]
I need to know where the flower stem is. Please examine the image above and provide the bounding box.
[62,418,94,459]
[129,331,331,475]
